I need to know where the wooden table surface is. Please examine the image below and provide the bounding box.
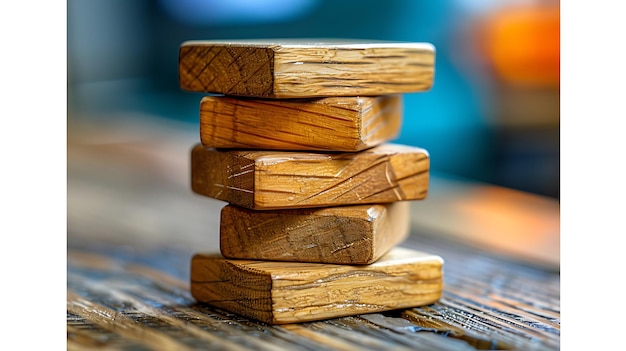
[67,112,560,351]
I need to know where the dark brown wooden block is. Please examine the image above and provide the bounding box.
[178,39,435,98]
[190,143,429,210]
[190,247,443,324]
[220,201,410,264]
[200,95,402,151]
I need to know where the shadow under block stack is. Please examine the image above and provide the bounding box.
[179,39,444,324]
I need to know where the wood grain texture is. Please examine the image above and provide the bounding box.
[179,39,435,98]
[200,95,402,151]
[220,201,410,264]
[191,143,430,209]
[190,247,443,324]
[67,123,560,350]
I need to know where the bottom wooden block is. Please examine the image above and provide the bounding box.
[220,202,410,264]
[190,247,443,324]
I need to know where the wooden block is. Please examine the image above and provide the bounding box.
[178,39,435,98]
[200,95,402,151]
[190,247,443,324]
[191,143,429,210]
[220,201,410,264]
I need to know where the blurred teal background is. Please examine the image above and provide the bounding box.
[67,0,559,199]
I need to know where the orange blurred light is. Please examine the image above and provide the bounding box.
[479,3,560,87]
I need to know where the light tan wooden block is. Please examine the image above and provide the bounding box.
[190,247,443,324]
[191,143,429,210]
[200,95,402,151]
[220,201,410,264]
[179,39,435,98]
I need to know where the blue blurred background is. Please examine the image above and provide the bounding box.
[67,0,559,199]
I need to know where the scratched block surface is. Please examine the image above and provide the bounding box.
[200,95,402,151]
[191,247,444,324]
[190,143,430,210]
[178,39,435,98]
[220,201,410,264]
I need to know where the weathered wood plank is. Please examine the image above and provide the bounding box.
[220,202,409,264]
[199,95,402,151]
[178,39,435,98]
[67,291,197,351]
[68,236,559,350]
[190,247,443,324]
[190,143,429,209]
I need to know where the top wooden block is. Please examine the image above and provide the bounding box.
[178,39,435,98]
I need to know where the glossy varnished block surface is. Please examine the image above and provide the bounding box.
[220,202,410,264]
[179,39,435,98]
[190,247,444,324]
[190,143,430,210]
[200,95,402,151]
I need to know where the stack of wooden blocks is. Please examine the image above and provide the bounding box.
[178,39,444,325]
